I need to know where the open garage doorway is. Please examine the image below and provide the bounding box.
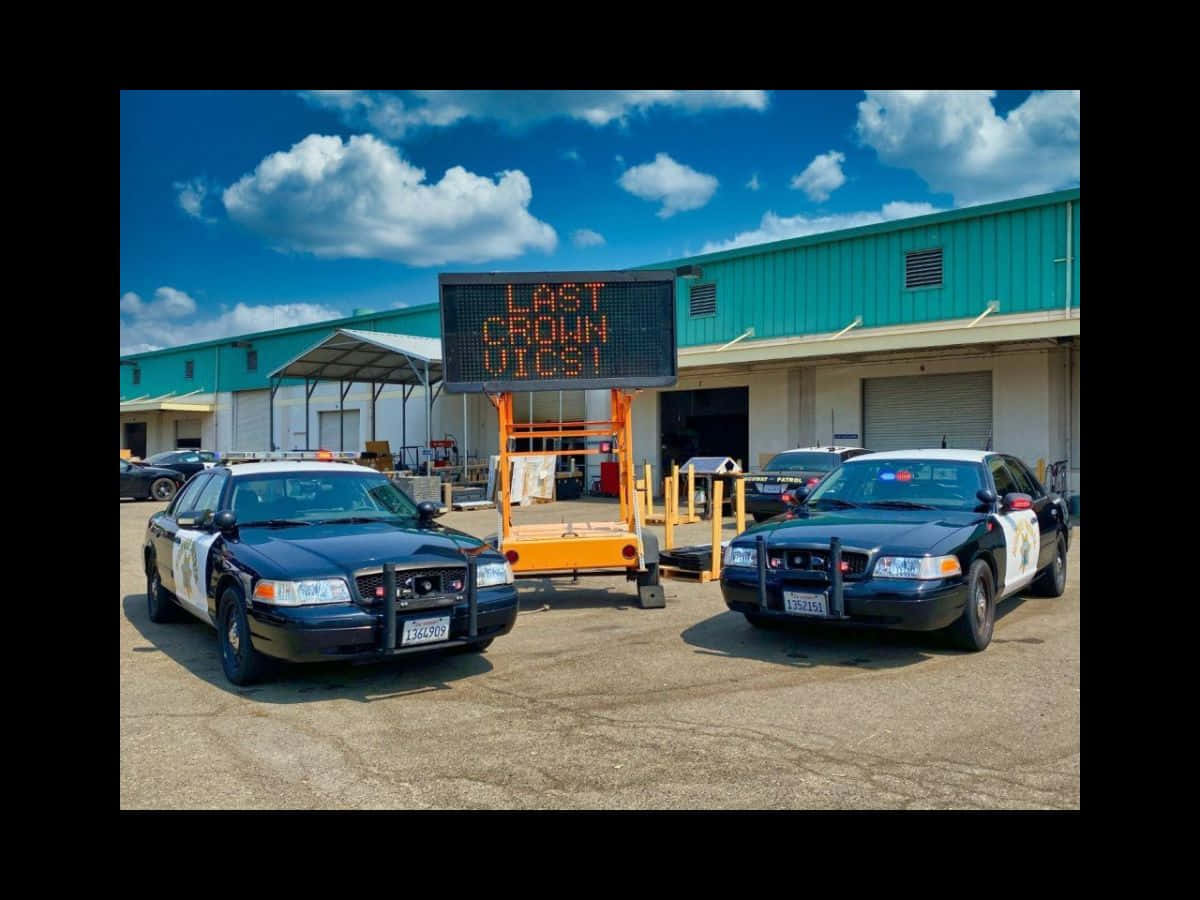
[660,386,749,474]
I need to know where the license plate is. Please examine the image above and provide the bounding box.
[401,616,451,646]
[762,483,784,493]
[783,591,828,616]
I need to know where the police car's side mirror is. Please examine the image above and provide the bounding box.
[214,509,238,534]
[976,489,998,508]
[781,487,808,506]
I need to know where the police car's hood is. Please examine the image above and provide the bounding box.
[231,520,494,580]
[740,506,984,555]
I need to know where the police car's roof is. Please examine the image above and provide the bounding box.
[777,446,861,454]
[851,449,991,463]
[224,461,382,476]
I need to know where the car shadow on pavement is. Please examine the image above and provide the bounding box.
[515,577,642,612]
[123,594,493,703]
[681,610,965,671]
[681,589,1038,670]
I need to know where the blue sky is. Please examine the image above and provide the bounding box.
[120,90,1080,354]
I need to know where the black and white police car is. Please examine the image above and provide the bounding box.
[143,453,519,685]
[721,449,1071,651]
[743,446,874,522]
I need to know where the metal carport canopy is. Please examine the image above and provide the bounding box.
[268,328,446,456]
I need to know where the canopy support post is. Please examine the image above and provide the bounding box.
[424,361,432,475]
[339,379,353,451]
[268,377,281,451]
[305,378,318,451]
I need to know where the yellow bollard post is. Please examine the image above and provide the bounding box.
[671,463,680,525]
[1036,458,1046,485]
[687,464,696,522]
[664,475,675,550]
[710,478,724,579]
[735,476,745,534]
[644,462,654,518]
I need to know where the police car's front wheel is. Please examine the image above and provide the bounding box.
[218,589,270,685]
[946,560,995,651]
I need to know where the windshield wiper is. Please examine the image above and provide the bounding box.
[316,516,392,525]
[865,500,937,510]
[238,519,314,528]
[809,498,858,509]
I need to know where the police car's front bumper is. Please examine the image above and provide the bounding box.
[245,586,519,663]
[721,568,967,632]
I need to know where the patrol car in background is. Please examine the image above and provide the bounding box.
[721,450,1070,651]
[743,446,873,522]
[143,452,519,685]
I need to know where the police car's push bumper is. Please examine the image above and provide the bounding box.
[245,586,519,663]
[721,560,967,632]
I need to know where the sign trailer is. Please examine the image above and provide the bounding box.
[439,271,678,608]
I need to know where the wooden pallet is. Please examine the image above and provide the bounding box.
[660,565,719,583]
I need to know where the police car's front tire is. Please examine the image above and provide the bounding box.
[947,560,995,651]
[147,567,182,623]
[218,589,270,686]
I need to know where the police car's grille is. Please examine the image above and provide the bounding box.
[355,567,467,603]
[776,550,869,577]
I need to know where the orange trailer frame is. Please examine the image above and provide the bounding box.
[488,388,663,607]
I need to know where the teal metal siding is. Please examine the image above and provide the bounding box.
[667,192,1078,348]
[120,305,441,400]
[121,189,1078,398]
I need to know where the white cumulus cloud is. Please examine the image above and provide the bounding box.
[790,150,846,202]
[221,134,557,265]
[120,293,343,356]
[302,90,768,139]
[174,177,218,222]
[856,90,1080,205]
[618,153,718,219]
[700,201,941,254]
[572,228,606,248]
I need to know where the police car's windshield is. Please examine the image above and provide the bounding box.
[806,459,987,511]
[230,471,420,525]
[765,452,839,472]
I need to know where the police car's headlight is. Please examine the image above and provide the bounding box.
[476,561,514,587]
[723,544,757,567]
[252,578,352,606]
[873,555,962,579]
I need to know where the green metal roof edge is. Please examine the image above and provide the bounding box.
[119,301,441,362]
[640,188,1080,271]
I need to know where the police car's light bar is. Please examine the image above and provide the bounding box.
[222,450,360,465]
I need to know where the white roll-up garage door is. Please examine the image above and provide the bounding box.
[511,391,585,423]
[863,371,993,452]
[319,409,361,451]
[233,390,270,451]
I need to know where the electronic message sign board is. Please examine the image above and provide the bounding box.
[438,271,677,393]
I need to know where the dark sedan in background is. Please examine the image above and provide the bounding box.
[120,458,187,501]
[743,446,873,522]
[144,449,218,479]
[722,450,1070,651]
